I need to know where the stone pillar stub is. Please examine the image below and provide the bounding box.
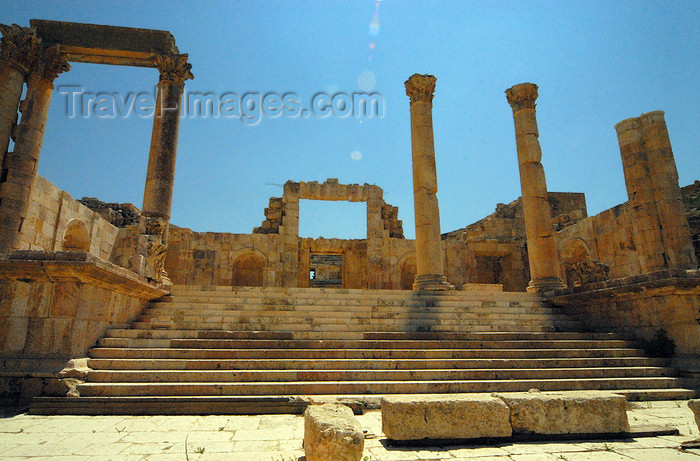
[281,180,300,287]
[506,83,565,293]
[615,110,697,271]
[405,73,454,291]
[0,45,69,252]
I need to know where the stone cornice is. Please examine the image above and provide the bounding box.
[0,23,41,75]
[506,83,538,113]
[405,73,436,104]
[155,53,194,87]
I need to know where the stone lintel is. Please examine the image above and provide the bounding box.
[30,19,178,67]
[0,250,168,299]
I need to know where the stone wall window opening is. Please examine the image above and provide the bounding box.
[62,219,90,251]
[298,200,367,240]
[309,253,343,288]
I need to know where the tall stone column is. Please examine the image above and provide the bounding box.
[405,74,453,291]
[505,83,565,293]
[0,25,39,174]
[615,111,696,272]
[140,54,192,283]
[0,45,69,252]
[142,53,193,227]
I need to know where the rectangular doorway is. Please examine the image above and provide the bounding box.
[309,253,343,288]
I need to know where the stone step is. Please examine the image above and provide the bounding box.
[88,347,649,360]
[102,329,630,341]
[75,376,684,397]
[84,366,677,383]
[95,337,642,350]
[87,356,669,371]
[136,312,564,324]
[144,304,561,316]
[128,321,568,333]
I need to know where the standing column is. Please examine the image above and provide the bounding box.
[142,53,193,228]
[405,73,454,291]
[140,54,192,283]
[0,45,69,252]
[0,25,39,174]
[615,111,696,272]
[505,83,565,293]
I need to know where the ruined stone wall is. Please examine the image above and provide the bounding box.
[164,225,284,286]
[17,175,120,261]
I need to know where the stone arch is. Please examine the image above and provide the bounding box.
[398,252,416,290]
[231,249,266,287]
[62,219,90,251]
[561,238,591,265]
[561,238,592,286]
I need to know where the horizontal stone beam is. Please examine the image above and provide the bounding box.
[381,394,512,441]
[30,19,178,67]
[381,391,630,441]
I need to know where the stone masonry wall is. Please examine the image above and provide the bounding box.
[16,175,120,261]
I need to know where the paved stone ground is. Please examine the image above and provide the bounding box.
[0,401,699,460]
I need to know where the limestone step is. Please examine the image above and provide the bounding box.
[101,329,632,341]
[128,321,568,333]
[88,347,650,360]
[75,376,684,397]
[143,304,561,316]
[87,356,668,371]
[84,366,677,383]
[95,337,642,350]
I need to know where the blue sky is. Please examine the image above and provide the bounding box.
[4,1,699,239]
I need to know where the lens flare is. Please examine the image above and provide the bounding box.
[350,150,362,161]
[369,11,380,37]
[358,70,376,92]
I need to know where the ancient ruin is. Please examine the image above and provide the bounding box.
[0,20,698,414]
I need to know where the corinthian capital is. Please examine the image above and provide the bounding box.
[506,83,538,113]
[155,53,194,87]
[39,45,70,82]
[405,73,436,104]
[0,24,40,74]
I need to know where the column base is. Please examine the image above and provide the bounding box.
[526,277,567,293]
[413,274,455,291]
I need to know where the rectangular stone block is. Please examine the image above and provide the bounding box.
[381,394,512,440]
[495,390,629,435]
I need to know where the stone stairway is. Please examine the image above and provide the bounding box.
[31,286,693,414]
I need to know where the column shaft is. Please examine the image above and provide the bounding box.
[0,46,68,252]
[143,80,182,221]
[405,73,453,291]
[506,83,565,293]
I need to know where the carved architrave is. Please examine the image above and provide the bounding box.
[567,259,611,286]
[405,74,436,104]
[506,83,538,113]
[155,53,194,87]
[0,24,40,75]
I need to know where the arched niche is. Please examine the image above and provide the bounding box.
[62,219,90,251]
[231,249,265,287]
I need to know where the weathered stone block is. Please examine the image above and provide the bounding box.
[381,394,512,440]
[304,403,364,461]
[495,390,629,435]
